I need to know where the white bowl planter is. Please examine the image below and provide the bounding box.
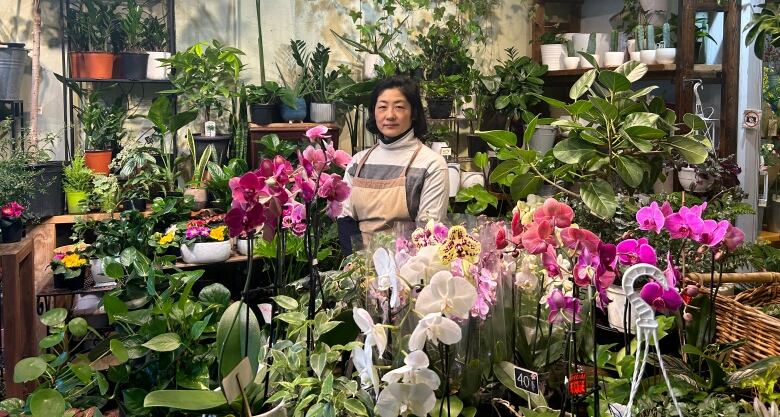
[236,238,249,256]
[655,48,676,64]
[629,51,641,62]
[563,57,580,70]
[529,125,557,154]
[606,285,638,334]
[309,103,336,123]
[540,44,565,71]
[448,163,461,198]
[146,51,171,80]
[677,167,714,193]
[640,50,657,65]
[604,51,626,67]
[181,240,232,264]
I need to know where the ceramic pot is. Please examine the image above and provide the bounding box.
[69,51,115,79]
[626,39,637,53]
[629,51,641,62]
[90,257,118,285]
[184,187,208,210]
[117,52,148,80]
[145,51,170,80]
[529,125,557,154]
[193,133,231,165]
[84,149,112,175]
[562,57,580,70]
[363,53,384,79]
[540,44,565,71]
[571,33,590,53]
[639,50,656,65]
[65,191,88,214]
[428,98,453,119]
[677,167,714,193]
[236,238,249,256]
[655,48,676,64]
[309,102,336,123]
[604,51,626,67]
[447,163,461,198]
[280,97,307,121]
[460,171,485,189]
[606,285,638,333]
[181,240,232,264]
[0,218,23,243]
[54,269,85,290]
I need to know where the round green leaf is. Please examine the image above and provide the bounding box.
[683,113,707,131]
[103,261,124,279]
[29,389,66,417]
[13,357,47,383]
[69,363,93,384]
[272,295,299,311]
[67,317,88,338]
[510,173,542,201]
[111,339,129,363]
[198,283,231,307]
[580,179,617,219]
[217,301,261,380]
[39,332,64,349]
[141,333,181,352]
[475,130,517,148]
[40,308,67,327]
[553,138,598,164]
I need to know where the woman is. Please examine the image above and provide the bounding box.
[338,76,449,253]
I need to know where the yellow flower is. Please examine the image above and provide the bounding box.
[62,254,87,269]
[438,225,481,264]
[159,231,175,245]
[209,226,226,241]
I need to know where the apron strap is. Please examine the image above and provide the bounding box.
[354,144,380,178]
[402,143,424,177]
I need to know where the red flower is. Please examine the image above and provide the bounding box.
[522,220,555,254]
[560,227,600,253]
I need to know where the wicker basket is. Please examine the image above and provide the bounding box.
[715,283,780,367]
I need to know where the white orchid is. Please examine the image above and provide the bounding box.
[353,307,388,356]
[408,312,462,351]
[381,350,440,390]
[754,398,779,417]
[376,383,436,417]
[415,271,477,319]
[351,345,380,396]
[398,245,448,285]
[373,248,404,308]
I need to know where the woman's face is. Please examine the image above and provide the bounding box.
[375,87,413,138]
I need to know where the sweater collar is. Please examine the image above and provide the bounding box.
[378,129,417,150]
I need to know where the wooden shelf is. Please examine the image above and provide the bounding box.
[542,64,721,80]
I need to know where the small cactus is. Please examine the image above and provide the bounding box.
[565,39,576,57]
[662,22,671,48]
[636,26,645,51]
[587,32,597,54]
[611,29,619,52]
[646,25,656,50]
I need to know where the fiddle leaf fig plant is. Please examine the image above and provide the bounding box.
[477,61,711,219]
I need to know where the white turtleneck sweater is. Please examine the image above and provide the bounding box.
[340,130,449,224]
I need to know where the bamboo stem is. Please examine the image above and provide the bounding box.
[686,271,780,284]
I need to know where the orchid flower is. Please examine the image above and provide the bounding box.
[640,281,683,313]
[636,201,665,233]
[305,125,330,142]
[722,225,745,252]
[408,312,462,351]
[351,345,380,395]
[438,225,480,264]
[415,271,477,319]
[521,220,556,254]
[663,252,681,287]
[353,307,388,356]
[616,238,657,266]
[573,247,599,287]
[380,350,440,390]
[693,219,731,247]
[374,248,402,308]
[411,220,448,249]
[533,198,574,228]
[376,383,436,417]
[665,206,705,239]
[547,288,581,324]
[560,226,600,253]
[398,245,449,285]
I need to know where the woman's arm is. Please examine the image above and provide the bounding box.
[416,160,449,223]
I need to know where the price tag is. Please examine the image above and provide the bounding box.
[569,372,587,396]
[513,366,540,394]
[440,147,452,157]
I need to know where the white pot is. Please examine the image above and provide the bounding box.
[90,257,118,285]
[184,187,207,210]
[429,141,449,155]
[655,47,676,64]
[606,285,638,334]
[448,163,461,198]
[604,51,626,67]
[629,51,642,62]
[460,171,485,189]
[677,167,714,193]
[626,39,637,53]
[309,102,336,123]
[363,53,384,80]
[236,238,248,256]
[181,240,232,264]
[593,33,611,58]
[580,54,601,69]
[563,57,580,70]
[640,50,656,65]
[540,44,565,71]
[254,402,287,417]
[145,51,170,80]
[572,33,590,53]
[529,125,557,154]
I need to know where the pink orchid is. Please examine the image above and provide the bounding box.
[663,252,680,287]
[305,125,330,142]
[509,211,524,245]
[547,289,581,324]
[496,227,508,250]
[722,225,745,252]
[293,174,316,202]
[573,247,599,287]
[636,201,665,233]
[303,146,328,172]
[693,219,730,247]
[665,207,705,239]
[521,220,556,254]
[318,173,350,202]
[542,246,561,277]
[533,198,574,228]
[297,149,315,176]
[560,227,600,253]
[1,201,24,218]
[230,172,263,208]
[689,202,707,217]
[640,281,683,313]
[325,201,344,219]
[660,201,674,217]
[616,238,657,266]
[326,142,351,169]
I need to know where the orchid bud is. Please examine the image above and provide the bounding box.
[684,285,699,297]
[714,250,724,261]
[683,312,693,321]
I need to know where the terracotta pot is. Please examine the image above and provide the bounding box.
[84,149,112,174]
[69,51,115,79]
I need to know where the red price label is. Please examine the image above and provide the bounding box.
[569,372,587,396]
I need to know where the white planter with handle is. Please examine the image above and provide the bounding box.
[145,51,170,80]
[181,240,232,264]
[677,167,714,193]
[607,285,638,334]
[655,48,676,64]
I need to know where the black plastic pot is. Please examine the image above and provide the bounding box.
[0,218,24,243]
[117,52,149,80]
[54,270,85,290]
[427,98,453,119]
[27,161,64,219]
[250,103,277,125]
[194,133,232,165]
[467,134,489,158]
[120,198,148,212]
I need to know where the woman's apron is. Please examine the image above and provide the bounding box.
[350,142,423,244]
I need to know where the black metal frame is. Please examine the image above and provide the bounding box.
[0,100,24,139]
[58,0,177,160]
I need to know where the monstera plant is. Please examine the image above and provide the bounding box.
[477,60,711,219]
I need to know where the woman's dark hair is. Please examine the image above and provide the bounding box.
[365,75,428,138]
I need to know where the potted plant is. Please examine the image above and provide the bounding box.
[539,29,565,71]
[63,155,93,214]
[668,148,741,195]
[142,15,169,80]
[184,130,215,210]
[423,74,464,119]
[416,22,474,80]
[92,174,119,213]
[492,48,547,130]
[205,158,249,212]
[160,39,245,164]
[180,223,231,264]
[562,40,580,70]
[50,250,88,290]
[74,88,126,174]
[117,0,148,80]
[656,23,676,64]
[287,40,352,123]
[246,81,296,125]
[580,33,601,68]
[745,2,780,60]
[0,202,25,243]
[331,8,408,80]
[604,30,626,67]
[66,0,117,79]
[639,25,657,65]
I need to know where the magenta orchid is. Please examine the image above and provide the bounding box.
[616,238,658,266]
[665,206,705,239]
[547,289,581,324]
[1,201,24,219]
[636,201,665,233]
[693,219,731,247]
[640,281,683,313]
[722,224,745,252]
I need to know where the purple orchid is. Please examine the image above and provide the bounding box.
[616,238,658,266]
[573,247,599,287]
[665,206,705,239]
[541,246,561,277]
[636,201,665,233]
[693,219,731,247]
[640,281,683,313]
[722,225,745,252]
[663,252,681,287]
[659,201,674,217]
[547,289,581,324]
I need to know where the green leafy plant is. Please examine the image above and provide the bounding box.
[245,81,296,107]
[492,48,547,129]
[66,0,118,52]
[186,130,215,187]
[141,15,167,51]
[72,86,126,151]
[140,95,197,193]
[289,40,354,104]
[422,74,466,100]
[64,156,94,193]
[92,174,119,212]
[746,3,780,59]
[416,18,475,79]
[205,158,249,212]
[477,61,711,219]
[0,121,56,208]
[331,4,408,56]
[455,184,498,214]
[119,0,145,52]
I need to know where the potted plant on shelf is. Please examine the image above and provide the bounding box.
[0,202,25,243]
[307,44,353,123]
[745,3,780,60]
[539,29,565,71]
[604,30,627,67]
[160,39,245,164]
[416,22,474,80]
[246,81,296,125]
[117,0,148,80]
[66,0,117,79]
[492,47,547,131]
[668,148,741,195]
[50,249,88,290]
[180,223,231,264]
[423,74,463,119]
[563,40,580,70]
[205,158,249,212]
[639,24,657,65]
[184,130,215,210]
[656,22,676,64]
[91,174,119,213]
[142,15,169,80]
[580,33,601,68]
[74,88,126,174]
[63,155,94,214]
